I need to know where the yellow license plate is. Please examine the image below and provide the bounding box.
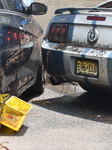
[76,59,98,77]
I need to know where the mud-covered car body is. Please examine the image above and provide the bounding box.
[0,0,47,96]
[42,1,112,92]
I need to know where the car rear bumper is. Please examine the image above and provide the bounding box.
[42,41,112,88]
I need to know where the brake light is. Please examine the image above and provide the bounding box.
[51,27,55,34]
[7,37,11,42]
[20,33,25,39]
[6,30,19,43]
[87,16,106,21]
[7,31,11,42]
[13,32,19,40]
[48,24,68,43]
[62,27,66,34]
[56,27,60,35]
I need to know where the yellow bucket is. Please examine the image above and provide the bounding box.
[0,96,33,131]
[0,94,10,104]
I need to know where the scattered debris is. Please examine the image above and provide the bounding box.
[0,143,10,150]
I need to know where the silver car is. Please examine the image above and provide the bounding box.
[42,1,112,93]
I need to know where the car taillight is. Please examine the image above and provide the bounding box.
[6,30,20,44]
[87,16,106,21]
[6,31,25,45]
[13,32,19,40]
[48,24,68,43]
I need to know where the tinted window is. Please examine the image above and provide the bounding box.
[5,0,26,13]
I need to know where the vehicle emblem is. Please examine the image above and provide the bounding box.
[87,29,99,44]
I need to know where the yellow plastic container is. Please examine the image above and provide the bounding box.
[0,94,10,104]
[0,96,33,131]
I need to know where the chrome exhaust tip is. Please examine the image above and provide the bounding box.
[49,76,64,85]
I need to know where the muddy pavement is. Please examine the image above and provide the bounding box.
[1,83,112,150]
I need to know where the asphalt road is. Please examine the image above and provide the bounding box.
[0,1,112,149]
[1,82,112,150]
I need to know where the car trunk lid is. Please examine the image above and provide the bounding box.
[48,8,112,50]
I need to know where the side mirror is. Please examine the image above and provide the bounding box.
[27,2,47,15]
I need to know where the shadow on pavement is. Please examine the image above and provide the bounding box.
[0,124,28,136]
[31,91,112,124]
